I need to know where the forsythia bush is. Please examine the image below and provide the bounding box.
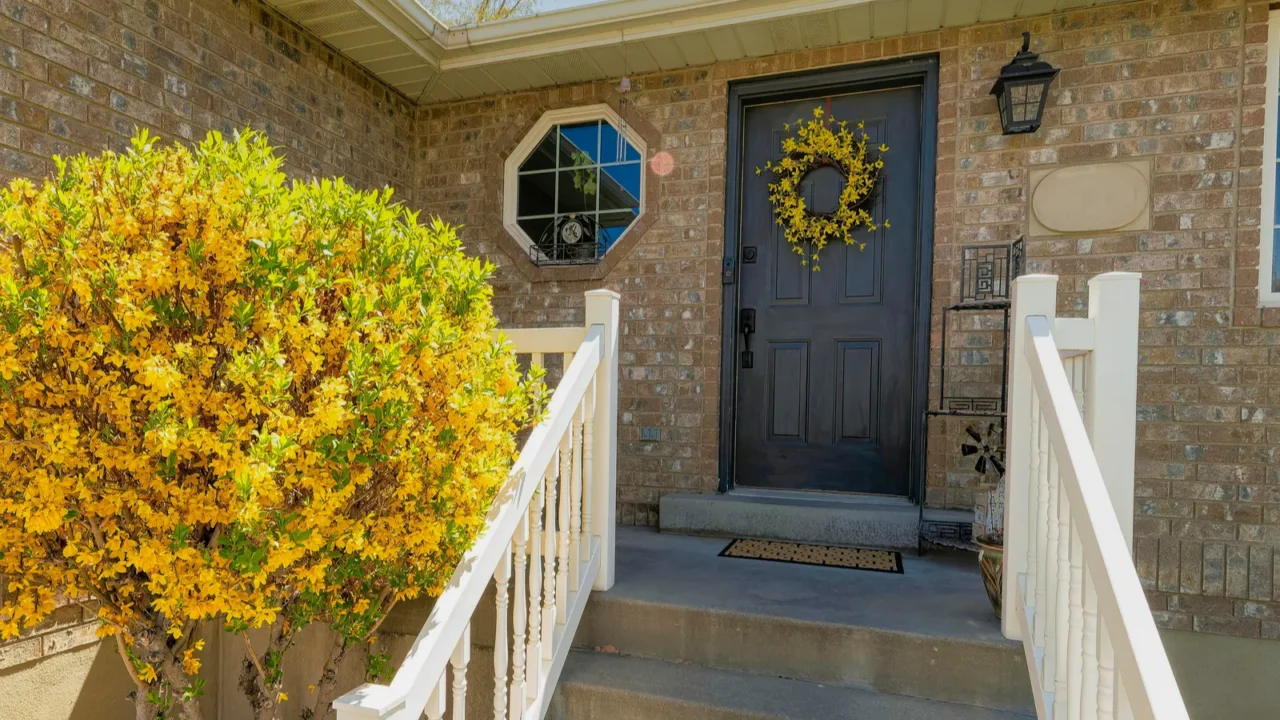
[0,131,539,720]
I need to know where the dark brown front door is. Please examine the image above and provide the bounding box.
[733,85,923,495]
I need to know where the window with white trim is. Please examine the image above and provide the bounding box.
[1259,11,1280,304]
[503,106,646,266]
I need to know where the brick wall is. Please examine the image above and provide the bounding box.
[0,0,1272,646]
[0,0,412,188]
[414,0,1279,638]
[0,0,413,668]
[416,81,726,527]
[954,0,1278,639]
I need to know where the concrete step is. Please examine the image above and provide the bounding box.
[575,528,1034,714]
[548,650,1033,720]
[659,489,920,550]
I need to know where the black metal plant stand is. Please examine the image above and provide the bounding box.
[920,238,1024,552]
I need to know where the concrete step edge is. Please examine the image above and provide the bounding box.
[580,592,1025,651]
[549,650,1035,720]
[575,593,1034,714]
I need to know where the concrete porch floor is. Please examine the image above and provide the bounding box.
[564,527,1035,716]
[601,526,1008,644]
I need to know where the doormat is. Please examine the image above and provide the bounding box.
[719,538,903,574]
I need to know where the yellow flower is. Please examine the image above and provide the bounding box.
[760,108,886,268]
[181,647,202,675]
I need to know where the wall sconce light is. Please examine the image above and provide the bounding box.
[990,32,1059,135]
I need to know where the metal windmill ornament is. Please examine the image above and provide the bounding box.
[961,422,1005,477]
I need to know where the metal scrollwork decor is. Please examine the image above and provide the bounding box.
[755,106,887,270]
[530,215,601,265]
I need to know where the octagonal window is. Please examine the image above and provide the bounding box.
[504,107,645,266]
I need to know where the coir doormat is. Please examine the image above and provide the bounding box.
[719,538,903,574]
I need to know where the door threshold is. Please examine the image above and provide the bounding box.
[661,491,919,550]
[730,487,915,507]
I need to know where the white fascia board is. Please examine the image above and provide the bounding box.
[381,0,876,71]
[383,0,454,46]
[351,0,447,69]
[446,0,739,46]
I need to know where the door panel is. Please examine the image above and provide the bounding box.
[733,86,922,495]
[835,340,879,442]
[767,342,809,442]
[772,224,810,304]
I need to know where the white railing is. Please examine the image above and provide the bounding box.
[1004,273,1187,720]
[334,289,620,720]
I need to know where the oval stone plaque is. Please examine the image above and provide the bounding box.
[1032,163,1149,234]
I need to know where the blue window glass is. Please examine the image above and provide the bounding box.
[516,117,643,264]
[600,163,642,211]
[598,211,638,250]
[599,122,622,164]
[558,122,600,165]
[1274,142,1280,291]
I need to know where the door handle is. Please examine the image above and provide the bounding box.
[739,308,755,369]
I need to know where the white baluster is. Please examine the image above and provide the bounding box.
[426,673,448,720]
[531,352,545,417]
[557,430,571,626]
[1026,401,1041,630]
[1070,355,1086,418]
[1067,519,1084,720]
[526,483,542,702]
[1117,674,1134,720]
[1081,567,1099,720]
[510,516,528,719]
[451,623,470,720]
[531,352,545,428]
[494,546,510,720]
[1097,621,1116,720]
[1053,474,1071,719]
[1034,400,1050,648]
[1042,441,1060,691]
[542,461,558,666]
[582,381,595,558]
[570,401,584,592]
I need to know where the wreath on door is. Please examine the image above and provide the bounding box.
[756,107,888,270]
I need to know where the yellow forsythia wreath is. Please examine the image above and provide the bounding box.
[756,106,888,269]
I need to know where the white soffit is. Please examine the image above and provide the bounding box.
[263,0,1134,102]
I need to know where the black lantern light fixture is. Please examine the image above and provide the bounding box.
[990,32,1059,135]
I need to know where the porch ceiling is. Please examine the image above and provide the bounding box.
[266,0,1132,103]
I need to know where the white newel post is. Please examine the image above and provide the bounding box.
[584,289,619,591]
[1003,274,1059,641]
[1083,272,1141,551]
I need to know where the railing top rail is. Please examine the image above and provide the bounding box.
[498,326,588,355]
[334,325,605,720]
[1023,315,1188,720]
